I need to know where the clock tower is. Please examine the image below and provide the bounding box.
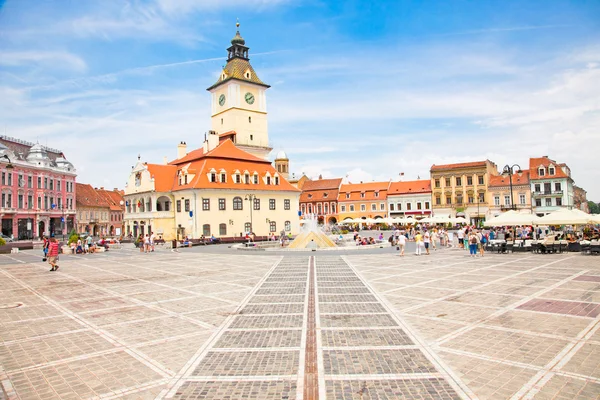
[207,22,272,159]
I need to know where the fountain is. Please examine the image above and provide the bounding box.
[288,214,337,249]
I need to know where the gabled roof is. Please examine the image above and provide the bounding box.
[207,58,270,91]
[431,160,488,171]
[76,183,110,208]
[169,139,270,166]
[339,182,390,193]
[146,164,178,192]
[302,178,342,191]
[388,180,431,195]
[96,189,125,211]
[300,189,338,203]
[488,170,530,187]
[529,157,570,180]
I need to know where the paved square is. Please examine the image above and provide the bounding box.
[1,246,599,399]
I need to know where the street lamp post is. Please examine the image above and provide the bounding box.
[502,164,523,210]
[244,194,256,234]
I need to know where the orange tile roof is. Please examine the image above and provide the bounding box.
[146,164,178,192]
[338,182,390,202]
[430,160,488,171]
[388,180,431,195]
[529,157,570,180]
[488,170,530,187]
[157,140,298,193]
[302,178,342,191]
[76,183,110,208]
[96,189,125,211]
[300,189,338,203]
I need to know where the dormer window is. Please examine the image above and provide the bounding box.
[245,174,250,184]
[184,175,188,185]
[266,176,271,185]
[549,167,555,175]
[375,191,379,198]
[274,176,279,185]
[346,193,350,199]
[245,70,251,79]
[235,174,241,184]
[323,193,328,198]
[538,168,545,177]
[308,194,313,199]
[253,173,259,184]
[210,173,216,182]
[221,173,226,183]
[360,192,366,198]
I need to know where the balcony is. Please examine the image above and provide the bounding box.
[0,207,17,214]
[533,190,563,197]
[500,204,529,211]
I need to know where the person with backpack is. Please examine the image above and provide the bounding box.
[468,232,478,257]
[478,230,487,257]
[42,235,49,261]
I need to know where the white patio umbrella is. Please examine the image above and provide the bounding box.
[539,209,595,225]
[591,214,600,224]
[484,210,541,227]
[452,217,468,224]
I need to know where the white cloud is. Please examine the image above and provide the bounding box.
[0,51,87,72]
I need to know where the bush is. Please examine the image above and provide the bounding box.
[0,237,5,246]
[68,233,80,245]
[341,229,349,234]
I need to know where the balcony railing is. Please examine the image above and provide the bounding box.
[533,190,563,197]
[500,204,528,210]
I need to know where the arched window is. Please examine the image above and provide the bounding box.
[219,223,227,236]
[233,197,243,210]
[203,224,211,236]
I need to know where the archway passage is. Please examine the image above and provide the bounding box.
[109,226,115,236]
[328,217,337,224]
[93,225,99,237]
[38,221,45,238]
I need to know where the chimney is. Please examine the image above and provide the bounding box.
[100,187,104,190]
[163,156,168,165]
[203,137,208,153]
[177,141,187,159]
[207,130,219,152]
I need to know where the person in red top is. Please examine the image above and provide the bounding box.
[47,238,60,271]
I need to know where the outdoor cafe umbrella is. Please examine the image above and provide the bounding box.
[483,210,541,227]
[538,208,596,225]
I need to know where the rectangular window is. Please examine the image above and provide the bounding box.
[253,175,258,184]
[445,178,451,187]
[446,197,451,205]
[425,201,430,209]
[285,221,291,232]
[456,177,462,186]
[539,169,545,176]
[44,177,48,189]
[235,174,240,183]
[7,173,12,186]
[556,198,562,206]
[18,194,23,208]
[435,197,441,205]
[219,198,226,210]
[504,196,511,206]
[254,198,261,210]
[468,196,474,204]
[184,199,190,212]
[202,198,210,211]
[245,174,250,184]
[57,180,61,191]
[467,176,473,186]
[371,204,376,211]
[49,179,54,190]
[406,203,412,211]
[479,193,485,203]
[519,194,526,205]
[349,205,355,212]
[269,199,276,210]
[545,198,552,206]
[417,202,422,210]
[1,172,4,185]
[38,197,42,209]
[220,173,226,182]
[534,183,541,192]
[549,167,555,175]
[390,203,395,211]
[435,179,440,188]
[360,193,365,198]
[456,196,463,205]
[555,182,561,192]
[27,195,33,209]
[544,183,551,193]
[397,203,402,210]
[341,205,346,212]
[176,200,181,212]
[210,173,216,182]
[44,196,48,209]
[284,199,290,210]
[269,221,276,232]
[37,177,41,188]
[380,203,385,210]
[18,174,24,187]
[478,175,484,185]
[361,204,366,211]
[536,199,542,207]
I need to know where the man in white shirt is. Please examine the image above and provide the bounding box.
[397,231,406,256]
[424,230,431,255]
[457,228,465,248]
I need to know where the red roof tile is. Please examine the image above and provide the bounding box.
[76,183,110,208]
[388,180,431,195]
[488,170,530,187]
[529,157,570,180]
[431,161,488,171]
[146,164,178,192]
[96,189,125,211]
[302,178,342,191]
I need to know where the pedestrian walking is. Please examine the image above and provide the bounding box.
[397,231,406,256]
[415,231,423,256]
[468,232,478,257]
[424,230,431,255]
[47,238,60,271]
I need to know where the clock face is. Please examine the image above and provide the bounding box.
[218,94,226,106]
[245,92,255,105]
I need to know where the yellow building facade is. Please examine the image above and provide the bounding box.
[430,160,499,225]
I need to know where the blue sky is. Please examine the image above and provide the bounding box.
[1,0,599,199]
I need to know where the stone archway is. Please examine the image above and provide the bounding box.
[328,217,337,225]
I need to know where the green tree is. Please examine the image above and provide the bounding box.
[588,201,600,214]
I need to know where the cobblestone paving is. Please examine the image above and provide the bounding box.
[1,247,599,399]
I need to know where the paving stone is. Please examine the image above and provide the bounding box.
[320,303,387,314]
[318,286,372,294]
[0,316,83,343]
[323,349,436,375]
[320,314,398,328]
[136,331,213,373]
[174,380,297,399]
[192,350,299,376]
[322,328,413,347]
[229,315,304,329]
[319,294,378,303]
[241,304,304,314]
[561,343,600,379]
[517,298,600,318]
[214,329,302,348]
[533,374,600,399]
[484,309,591,338]
[255,287,306,295]
[325,379,460,400]
[247,295,305,303]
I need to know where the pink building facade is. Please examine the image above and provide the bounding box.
[0,136,77,240]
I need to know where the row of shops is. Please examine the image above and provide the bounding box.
[1,214,75,240]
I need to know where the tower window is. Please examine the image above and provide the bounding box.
[249,116,251,123]
[250,135,253,141]
[221,118,223,125]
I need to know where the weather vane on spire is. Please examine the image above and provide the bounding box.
[236,18,240,29]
